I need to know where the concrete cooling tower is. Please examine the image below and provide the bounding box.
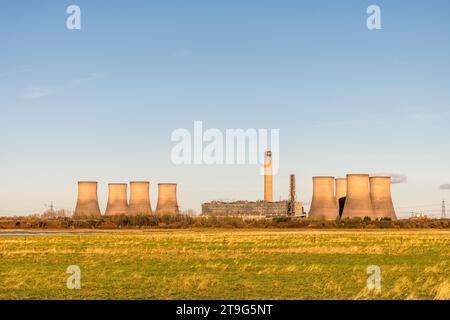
[127,181,153,216]
[264,150,273,202]
[74,181,102,219]
[156,183,179,215]
[105,183,128,216]
[308,176,339,220]
[341,174,374,219]
[370,176,397,220]
[335,178,347,218]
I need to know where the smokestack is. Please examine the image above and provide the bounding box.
[74,181,102,219]
[105,183,128,216]
[288,174,296,216]
[342,174,374,219]
[370,176,397,220]
[127,181,152,216]
[156,183,179,215]
[335,178,347,218]
[308,176,339,220]
[264,150,273,202]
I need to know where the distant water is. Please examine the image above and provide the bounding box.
[0,231,102,236]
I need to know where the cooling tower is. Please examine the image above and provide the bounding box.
[308,176,339,220]
[335,178,347,218]
[73,181,101,219]
[264,150,273,202]
[341,174,374,219]
[156,183,179,215]
[127,181,152,216]
[105,183,128,216]
[370,176,397,220]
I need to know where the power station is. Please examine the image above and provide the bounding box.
[202,150,304,217]
[72,150,398,220]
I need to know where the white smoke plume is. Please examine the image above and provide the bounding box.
[373,173,408,184]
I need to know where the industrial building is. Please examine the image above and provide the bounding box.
[201,150,304,217]
[202,200,293,217]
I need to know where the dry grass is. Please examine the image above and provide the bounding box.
[0,229,449,299]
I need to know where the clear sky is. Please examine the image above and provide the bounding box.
[1,0,450,217]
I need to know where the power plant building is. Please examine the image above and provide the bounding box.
[202,150,302,217]
[202,200,292,217]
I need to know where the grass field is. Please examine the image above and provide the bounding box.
[0,229,449,300]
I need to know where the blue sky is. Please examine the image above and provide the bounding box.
[1,0,449,217]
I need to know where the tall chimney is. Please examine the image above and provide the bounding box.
[264,150,273,202]
[370,176,397,220]
[156,183,179,215]
[335,178,347,218]
[288,174,296,216]
[127,181,152,216]
[74,181,102,219]
[341,174,374,219]
[105,183,128,216]
[308,176,339,220]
